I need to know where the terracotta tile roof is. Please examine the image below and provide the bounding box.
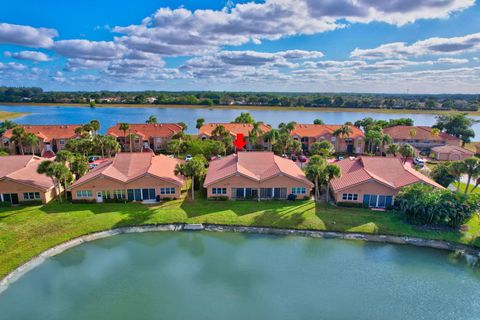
[204,152,313,187]
[383,126,460,142]
[69,152,184,188]
[330,156,443,192]
[431,145,474,155]
[3,125,82,142]
[291,124,364,139]
[198,123,271,138]
[0,155,55,190]
[106,123,182,139]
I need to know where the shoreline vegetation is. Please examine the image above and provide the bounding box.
[0,194,479,282]
[0,111,29,121]
[2,102,480,116]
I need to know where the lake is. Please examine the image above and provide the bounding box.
[2,105,480,136]
[0,232,478,320]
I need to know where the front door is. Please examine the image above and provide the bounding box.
[97,192,103,203]
[10,194,19,205]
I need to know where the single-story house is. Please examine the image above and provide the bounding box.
[290,124,365,154]
[106,123,183,152]
[198,123,271,150]
[69,152,184,202]
[0,155,59,204]
[330,156,442,208]
[382,126,461,153]
[203,151,313,200]
[431,145,475,161]
[2,124,82,157]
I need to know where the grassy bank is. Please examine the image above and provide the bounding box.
[0,111,28,121]
[1,191,479,280]
[2,102,479,116]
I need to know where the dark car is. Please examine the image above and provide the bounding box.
[299,155,307,163]
[291,155,298,162]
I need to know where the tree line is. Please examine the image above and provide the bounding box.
[1,86,479,112]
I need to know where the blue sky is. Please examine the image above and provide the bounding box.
[0,0,480,93]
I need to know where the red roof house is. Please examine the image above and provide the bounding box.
[204,151,313,200]
[198,123,271,150]
[383,126,461,151]
[69,152,184,202]
[330,156,443,208]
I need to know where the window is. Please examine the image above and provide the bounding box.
[59,139,65,145]
[342,193,358,201]
[23,192,40,200]
[301,137,308,143]
[212,188,227,195]
[113,190,126,199]
[292,187,306,195]
[160,187,176,195]
[76,190,92,198]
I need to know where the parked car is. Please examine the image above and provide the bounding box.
[413,157,425,167]
[185,154,193,161]
[299,155,307,163]
[291,155,298,162]
[337,156,344,161]
[88,159,109,169]
[88,155,102,163]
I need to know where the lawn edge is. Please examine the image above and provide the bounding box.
[1,223,479,293]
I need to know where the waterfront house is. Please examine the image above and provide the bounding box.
[382,126,461,153]
[2,124,82,157]
[430,145,474,161]
[0,155,59,204]
[106,123,183,152]
[330,156,442,208]
[203,152,313,200]
[198,123,272,150]
[290,124,365,154]
[69,152,184,203]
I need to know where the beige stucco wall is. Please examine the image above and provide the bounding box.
[332,180,397,204]
[434,151,472,161]
[206,174,312,199]
[294,135,364,154]
[70,174,183,201]
[0,179,56,204]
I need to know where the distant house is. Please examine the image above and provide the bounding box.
[382,126,461,153]
[2,125,82,157]
[0,155,59,204]
[69,153,184,203]
[106,123,183,152]
[330,156,442,208]
[290,124,365,154]
[431,145,474,161]
[198,123,271,150]
[203,152,313,200]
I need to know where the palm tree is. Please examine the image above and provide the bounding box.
[462,157,480,193]
[11,126,26,155]
[386,144,399,157]
[146,115,157,124]
[449,161,468,192]
[399,144,415,164]
[166,139,182,157]
[118,123,129,152]
[323,164,341,203]
[104,135,121,157]
[37,160,72,202]
[264,129,280,151]
[174,155,207,201]
[310,141,334,158]
[196,118,205,129]
[409,128,417,141]
[304,155,326,202]
[211,125,228,138]
[90,120,100,136]
[127,133,136,152]
[248,122,264,150]
[24,132,39,155]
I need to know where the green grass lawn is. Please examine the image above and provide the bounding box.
[453,181,480,194]
[1,191,479,280]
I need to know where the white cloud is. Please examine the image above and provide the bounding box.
[4,50,50,62]
[436,57,469,64]
[0,23,57,48]
[53,40,125,60]
[351,32,480,59]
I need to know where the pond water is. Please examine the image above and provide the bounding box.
[2,105,480,136]
[0,232,478,320]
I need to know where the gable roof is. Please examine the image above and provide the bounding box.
[106,123,183,139]
[69,152,184,188]
[383,126,460,142]
[3,125,81,142]
[204,152,313,187]
[0,155,55,190]
[198,123,271,138]
[431,145,474,155]
[291,124,364,139]
[330,156,443,192]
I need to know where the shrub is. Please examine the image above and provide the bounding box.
[208,196,229,201]
[336,201,364,208]
[19,200,43,206]
[162,197,172,201]
[71,199,97,204]
[287,194,297,201]
[0,201,12,207]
